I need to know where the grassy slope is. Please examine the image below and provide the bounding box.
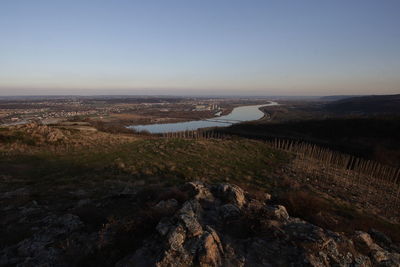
[219,116,400,166]
[1,134,399,248]
[0,138,288,187]
[0,137,288,250]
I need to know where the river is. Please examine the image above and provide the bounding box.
[128,101,278,134]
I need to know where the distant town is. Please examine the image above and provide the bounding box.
[0,96,269,126]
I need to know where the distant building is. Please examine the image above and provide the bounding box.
[194,104,211,111]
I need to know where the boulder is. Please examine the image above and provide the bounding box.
[185,181,214,201]
[156,217,175,236]
[352,231,399,265]
[178,201,203,237]
[167,225,187,251]
[369,229,393,249]
[218,204,241,220]
[198,226,224,267]
[266,205,289,220]
[354,231,376,251]
[214,183,246,208]
[0,214,86,266]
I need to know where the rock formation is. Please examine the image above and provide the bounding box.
[1,182,399,266]
[116,182,400,267]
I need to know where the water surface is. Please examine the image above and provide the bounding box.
[128,101,278,134]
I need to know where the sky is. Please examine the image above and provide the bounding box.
[0,0,400,96]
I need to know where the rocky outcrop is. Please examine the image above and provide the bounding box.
[16,122,67,143]
[0,213,95,266]
[115,182,400,267]
[1,182,399,266]
[3,122,135,151]
[353,231,400,266]
[213,183,246,208]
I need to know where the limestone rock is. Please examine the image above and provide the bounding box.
[218,204,241,220]
[122,183,399,266]
[214,183,246,208]
[178,201,203,237]
[266,205,289,220]
[198,226,224,267]
[353,231,400,265]
[4,182,398,267]
[354,231,376,251]
[167,225,186,251]
[185,181,215,201]
[156,217,175,236]
[0,213,87,266]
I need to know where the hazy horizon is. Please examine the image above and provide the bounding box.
[0,88,398,98]
[1,0,400,96]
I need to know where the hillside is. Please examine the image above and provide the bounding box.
[325,94,400,114]
[0,124,399,266]
[219,116,400,167]
[319,95,361,101]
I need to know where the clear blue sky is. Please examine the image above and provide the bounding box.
[1,0,399,95]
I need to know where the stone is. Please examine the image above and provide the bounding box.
[352,231,397,265]
[156,217,174,236]
[266,205,289,220]
[198,226,224,267]
[0,213,84,266]
[167,225,186,251]
[369,229,393,248]
[178,201,203,237]
[372,249,389,263]
[218,204,241,220]
[353,231,382,253]
[185,181,214,201]
[214,183,246,208]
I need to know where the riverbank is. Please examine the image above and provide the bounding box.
[128,101,278,134]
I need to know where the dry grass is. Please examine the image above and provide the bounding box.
[274,189,400,243]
